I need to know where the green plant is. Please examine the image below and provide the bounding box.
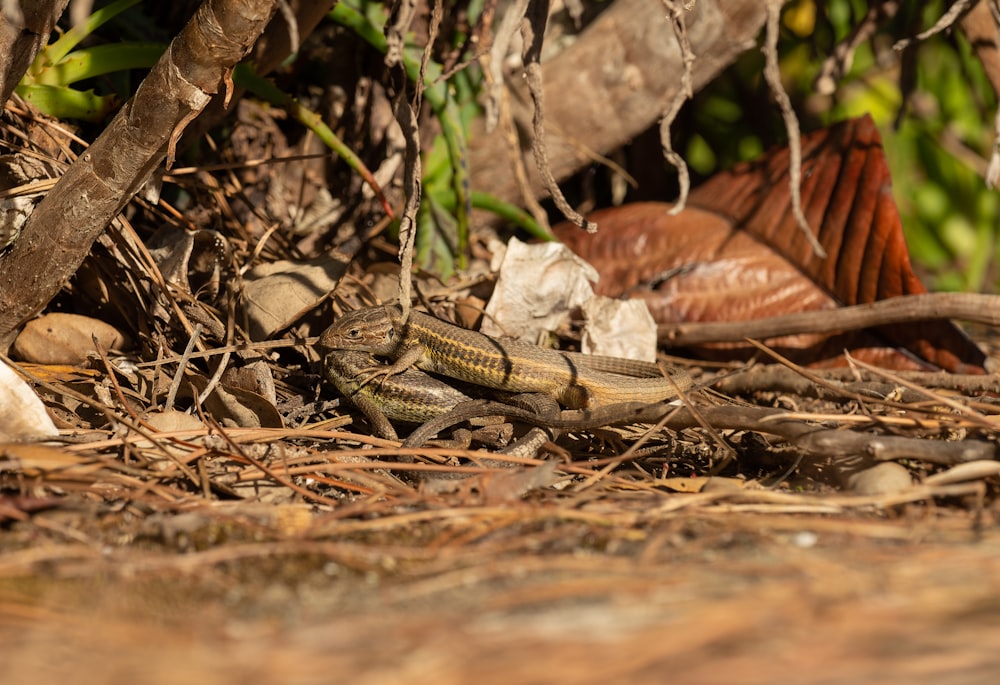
[17,0,163,121]
[330,0,544,277]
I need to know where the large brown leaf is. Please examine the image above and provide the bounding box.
[555,116,986,372]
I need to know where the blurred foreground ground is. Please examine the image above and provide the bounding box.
[4,509,1000,685]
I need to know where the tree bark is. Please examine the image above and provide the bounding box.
[0,0,69,107]
[468,0,768,207]
[0,0,278,350]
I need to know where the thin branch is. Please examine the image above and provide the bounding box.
[393,94,421,319]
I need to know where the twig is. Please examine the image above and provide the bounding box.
[743,338,997,431]
[393,93,421,318]
[483,0,527,132]
[843,352,986,420]
[713,364,1000,399]
[659,292,1000,345]
[196,288,236,408]
[165,324,202,412]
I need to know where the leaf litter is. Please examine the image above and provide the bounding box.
[2,99,1000,684]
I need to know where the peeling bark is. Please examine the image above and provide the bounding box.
[0,0,278,349]
[0,0,69,106]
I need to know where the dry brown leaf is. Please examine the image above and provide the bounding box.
[13,312,129,365]
[555,116,986,371]
[0,443,105,476]
[242,254,352,339]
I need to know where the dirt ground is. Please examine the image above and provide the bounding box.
[4,497,1000,685]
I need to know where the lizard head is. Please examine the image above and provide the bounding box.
[317,305,398,354]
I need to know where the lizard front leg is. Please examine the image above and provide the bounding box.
[354,342,427,387]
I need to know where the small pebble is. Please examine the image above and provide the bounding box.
[846,462,913,495]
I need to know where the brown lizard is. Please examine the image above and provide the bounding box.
[323,348,679,453]
[317,304,691,409]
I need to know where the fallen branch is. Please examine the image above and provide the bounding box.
[659,292,1000,345]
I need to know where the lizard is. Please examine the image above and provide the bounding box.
[400,397,679,448]
[323,349,510,445]
[317,303,692,410]
[323,348,680,452]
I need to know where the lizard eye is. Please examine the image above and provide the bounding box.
[347,327,360,338]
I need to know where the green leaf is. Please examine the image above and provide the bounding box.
[14,84,118,122]
[34,43,164,86]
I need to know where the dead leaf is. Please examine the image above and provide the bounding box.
[222,359,277,406]
[481,238,598,339]
[147,225,227,300]
[242,254,352,339]
[13,312,130,365]
[201,382,283,429]
[0,443,105,476]
[580,296,658,361]
[480,460,561,504]
[0,358,58,440]
[554,116,986,372]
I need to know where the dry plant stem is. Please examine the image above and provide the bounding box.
[572,403,688,493]
[165,324,202,413]
[384,0,419,68]
[0,353,207,487]
[383,404,996,469]
[393,95,421,317]
[762,0,825,259]
[659,0,694,216]
[274,0,298,53]
[501,87,550,231]
[107,215,202,344]
[659,292,1000,345]
[843,352,986,420]
[743,337,997,431]
[483,0,528,132]
[0,0,279,351]
[205,417,342,507]
[469,0,767,209]
[196,290,237,407]
[136,336,315,367]
[93,341,142,422]
[987,105,1000,189]
[420,0,444,104]
[521,0,596,232]
[681,406,996,467]
[387,0,425,320]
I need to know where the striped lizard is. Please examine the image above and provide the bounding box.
[318,304,691,410]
